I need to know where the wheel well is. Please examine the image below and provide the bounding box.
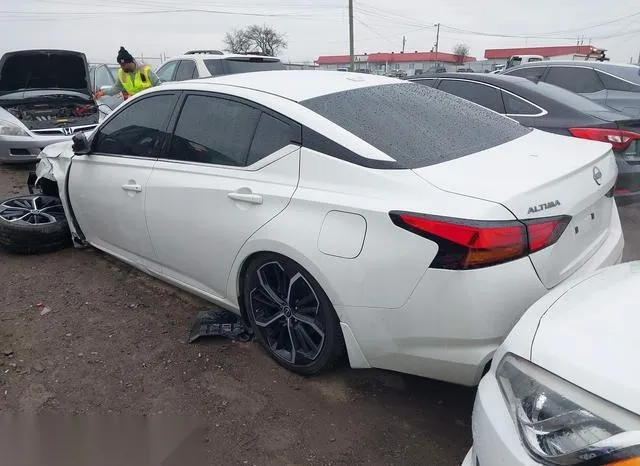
[236,250,344,336]
[236,251,269,329]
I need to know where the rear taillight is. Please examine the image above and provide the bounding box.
[389,212,571,270]
[568,127,640,152]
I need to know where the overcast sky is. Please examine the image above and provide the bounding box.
[1,0,639,65]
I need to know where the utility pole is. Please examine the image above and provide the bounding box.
[434,23,440,67]
[348,0,354,71]
[402,35,406,53]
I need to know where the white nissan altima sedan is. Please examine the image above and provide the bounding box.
[463,261,640,466]
[18,70,623,384]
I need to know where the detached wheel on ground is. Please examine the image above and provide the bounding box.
[244,253,345,376]
[0,195,72,254]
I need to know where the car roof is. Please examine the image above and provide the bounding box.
[158,70,404,102]
[507,60,639,71]
[167,52,282,61]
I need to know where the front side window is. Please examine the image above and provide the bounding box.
[156,61,179,81]
[93,94,177,157]
[438,80,505,113]
[505,66,547,81]
[168,94,260,166]
[94,65,114,89]
[545,67,604,94]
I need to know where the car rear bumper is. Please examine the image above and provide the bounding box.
[0,134,72,163]
[341,207,623,386]
[615,156,640,205]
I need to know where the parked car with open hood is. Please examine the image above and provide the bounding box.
[0,49,100,163]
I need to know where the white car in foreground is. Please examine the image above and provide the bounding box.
[463,261,640,466]
[5,70,623,384]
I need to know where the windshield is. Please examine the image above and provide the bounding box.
[300,82,531,169]
[205,58,285,75]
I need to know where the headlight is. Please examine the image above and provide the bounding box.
[497,353,640,465]
[0,119,29,137]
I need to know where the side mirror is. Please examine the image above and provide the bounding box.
[72,132,90,155]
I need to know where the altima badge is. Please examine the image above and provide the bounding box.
[528,200,561,214]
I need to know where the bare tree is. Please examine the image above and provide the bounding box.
[223,29,253,54]
[453,43,470,65]
[223,24,287,56]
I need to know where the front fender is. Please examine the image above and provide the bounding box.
[35,141,84,245]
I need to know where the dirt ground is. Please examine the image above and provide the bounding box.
[1,163,639,465]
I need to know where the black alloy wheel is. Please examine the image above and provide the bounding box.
[244,253,345,375]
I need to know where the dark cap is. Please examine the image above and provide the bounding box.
[117,46,135,65]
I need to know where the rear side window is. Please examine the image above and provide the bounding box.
[247,113,296,166]
[437,80,505,113]
[412,78,438,88]
[174,60,197,81]
[505,66,547,81]
[545,67,604,94]
[224,58,285,74]
[597,70,640,93]
[300,83,530,169]
[204,59,225,76]
[169,94,260,166]
[502,92,540,115]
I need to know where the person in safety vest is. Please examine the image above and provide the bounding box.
[94,46,161,100]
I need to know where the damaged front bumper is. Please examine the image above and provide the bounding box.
[26,147,87,248]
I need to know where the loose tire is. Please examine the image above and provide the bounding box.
[243,253,345,376]
[0,195,72,254]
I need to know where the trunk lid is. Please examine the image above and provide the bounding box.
[0,50,91,97]
[413,129,617,289]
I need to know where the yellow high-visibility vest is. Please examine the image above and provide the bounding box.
[117,65,152,95]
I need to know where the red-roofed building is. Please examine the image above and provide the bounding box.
[484,45,605,60]
[315,51,476,74]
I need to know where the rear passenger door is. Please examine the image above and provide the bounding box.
[437,79,506,113]
[144,92,302,299]
[543,66,608,105]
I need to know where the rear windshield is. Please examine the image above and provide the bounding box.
[603,65,640,85]
[300,82,531,169]
[205,58,285,75]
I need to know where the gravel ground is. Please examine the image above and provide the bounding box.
[1,162,638,465]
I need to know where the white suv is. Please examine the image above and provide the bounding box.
[155,50,285,82]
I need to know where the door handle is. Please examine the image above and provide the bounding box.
[122,183,142,193]
[227,192,263,205]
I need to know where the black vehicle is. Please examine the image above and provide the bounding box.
[409,73,640,205]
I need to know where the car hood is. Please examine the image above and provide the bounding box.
[531,261,640,415]
[0,50,91,97]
